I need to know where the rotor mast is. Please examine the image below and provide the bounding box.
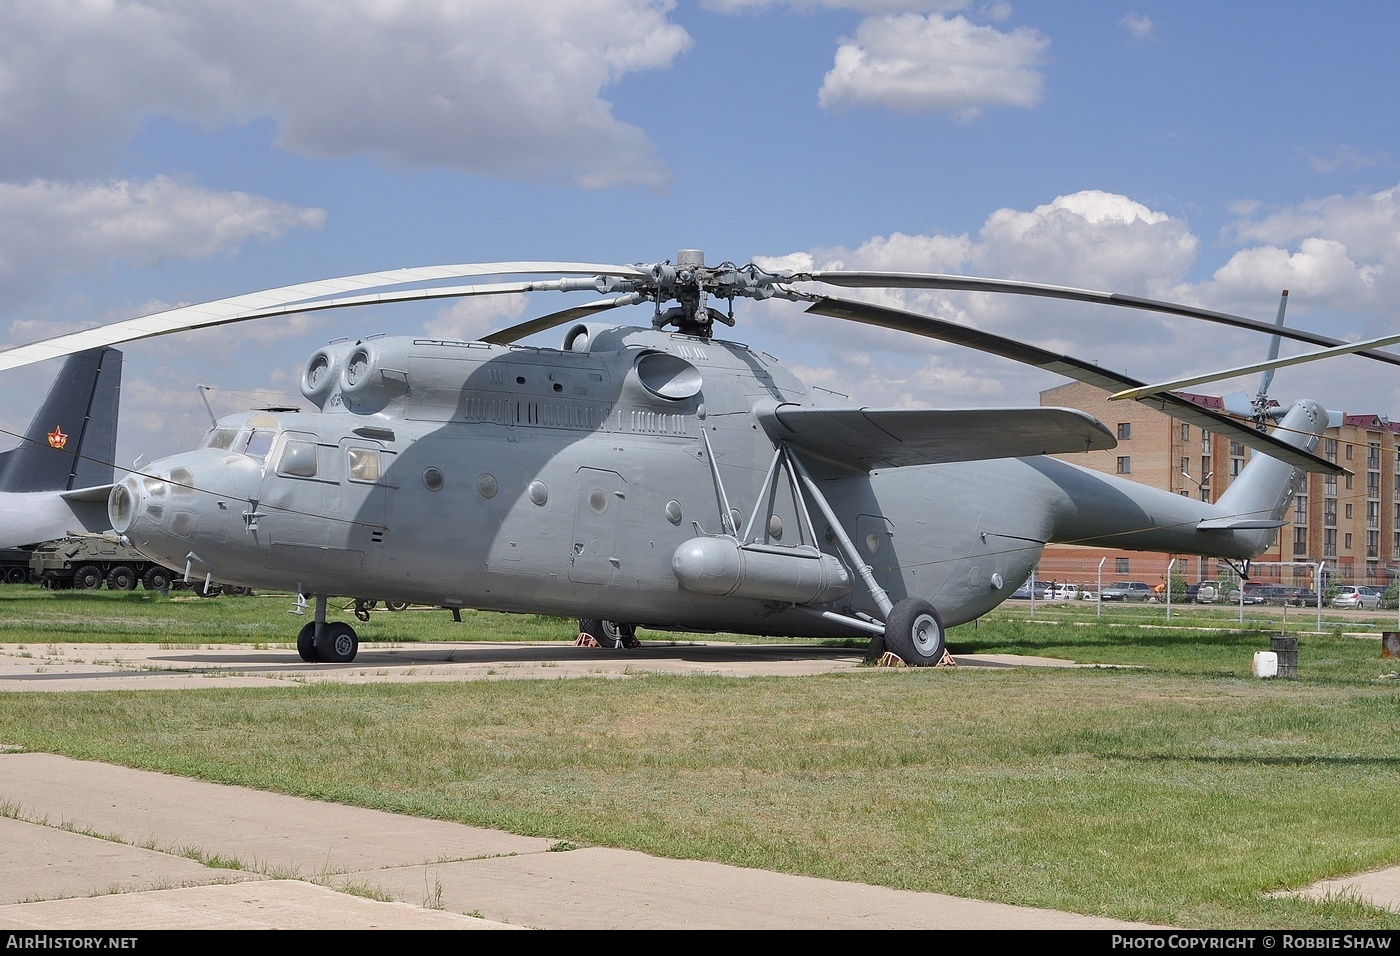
[639,250,788,339]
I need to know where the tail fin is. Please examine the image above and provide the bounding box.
[0,348,121,493]
[1207,399,1329,547]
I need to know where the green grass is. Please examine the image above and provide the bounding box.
[0,586,586,643]
[1,585,1399,929]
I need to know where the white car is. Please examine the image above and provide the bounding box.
[1332,585,1382,609]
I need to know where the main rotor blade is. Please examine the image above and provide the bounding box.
[481,294,643,345]
[0,261,648,373]
[1109,330,1400,402]
[796,271,1400,369]
[805,295,1344,475]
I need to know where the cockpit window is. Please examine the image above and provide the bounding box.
[276,440,318,478]
[243,429,276,462]
[204,428,238,450]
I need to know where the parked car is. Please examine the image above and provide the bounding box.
[1183,582,1218,604]
[1009,580,1050,600]
[1270,586,1319,607]
[1225,583,1273,604]
[1099,581,1156,602]
[1332,585,1382,609]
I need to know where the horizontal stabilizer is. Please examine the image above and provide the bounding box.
[1196,517,1287,530]
[60,485,116,502]
[755,402,1116,473]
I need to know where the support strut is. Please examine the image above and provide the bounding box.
[782,445,896,620]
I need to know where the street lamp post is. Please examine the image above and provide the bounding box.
[1166,558,1176,620]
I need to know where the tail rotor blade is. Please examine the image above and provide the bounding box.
[1221,391,1256,419]
[1255,290,1288,409]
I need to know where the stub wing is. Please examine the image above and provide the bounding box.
[754,402,1116,473]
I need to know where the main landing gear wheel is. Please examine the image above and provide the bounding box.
[315,621,359,663]
[882,598,947,667]
[296,622,320,662]
[577,618,640,649]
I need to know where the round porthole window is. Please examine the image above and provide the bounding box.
[529,480,548,506]
[477,474,498,499]
[423,467,445,492]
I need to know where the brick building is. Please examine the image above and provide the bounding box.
[1034,381,1400,592]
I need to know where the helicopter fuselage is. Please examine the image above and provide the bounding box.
[107,323,1309,641]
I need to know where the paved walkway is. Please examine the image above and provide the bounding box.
[0,752,1163,930]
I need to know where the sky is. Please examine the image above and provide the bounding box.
[1,0,1399,470]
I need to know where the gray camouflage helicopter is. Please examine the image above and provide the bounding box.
[0,250,1372,666]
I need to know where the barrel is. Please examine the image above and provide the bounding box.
[1270,635,1298,679]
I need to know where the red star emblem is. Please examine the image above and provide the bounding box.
[47,426,67,449]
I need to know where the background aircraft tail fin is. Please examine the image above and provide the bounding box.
[0,347,122,493]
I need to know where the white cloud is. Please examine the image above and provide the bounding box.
[424,293,529,341]
[972,191,1196,293]
[818,13,1048,118]
[1119,13,1154,41]
[704,1,969,11]
[1307,145,1392,173]
[1206,185,1400,310]
[0,176,323,307]
[0,0,691,188]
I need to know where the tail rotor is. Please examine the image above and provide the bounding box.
[1221,290,1289,430]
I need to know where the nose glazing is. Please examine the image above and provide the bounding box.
[109,469,187,535]
[108,476,139,533]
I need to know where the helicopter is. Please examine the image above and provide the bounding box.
[0,250,1366,666]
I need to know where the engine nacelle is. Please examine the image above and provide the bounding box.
[671,536,851,605]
